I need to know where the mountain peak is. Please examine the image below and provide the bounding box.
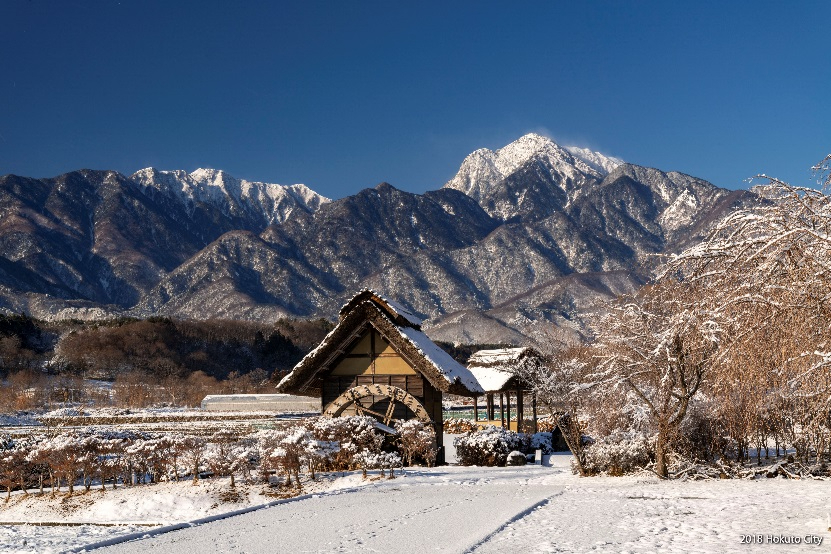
[443,133,623,210]
[130,167,330,227]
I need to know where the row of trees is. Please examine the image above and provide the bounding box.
[0,316,333,381]
[0,416,439,498]
[526,156,831,477]
[0,317,333,411]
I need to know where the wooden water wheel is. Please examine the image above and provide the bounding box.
[322,384,432,427]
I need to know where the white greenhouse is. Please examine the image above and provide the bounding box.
[200,393,319,413]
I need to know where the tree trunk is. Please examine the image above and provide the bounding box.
[655,430,669,479]
[557,413,587,476]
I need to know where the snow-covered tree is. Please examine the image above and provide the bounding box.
[591,279,721,478]
[394,420,437,467]
[663,160,831,463]
[178,435,207,485]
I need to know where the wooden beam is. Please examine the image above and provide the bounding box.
[473,396,479,422]
[506,392,511,431]
[532,393,538,434]
[499,393,505,427]
[517,389,523,434]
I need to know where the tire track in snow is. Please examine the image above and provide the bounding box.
[465,491,564,553]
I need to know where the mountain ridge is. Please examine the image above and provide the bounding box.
[0,135,755,345]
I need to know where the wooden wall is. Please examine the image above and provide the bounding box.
[320,327,444,450]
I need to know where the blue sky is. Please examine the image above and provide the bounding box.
[1,1,829,198]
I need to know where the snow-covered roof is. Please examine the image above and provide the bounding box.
[466,347,542,393]
[277,291,482,397]
[338,289,423,327]
[396,327,484,394]
[201,394,316,403]
[201,393,319,412]
[467,366,515,393]
[467,347,531,367]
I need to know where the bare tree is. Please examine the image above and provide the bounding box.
[591,280,721,478]
[665,165,831,464]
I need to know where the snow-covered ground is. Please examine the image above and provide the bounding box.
[2,453,830,553]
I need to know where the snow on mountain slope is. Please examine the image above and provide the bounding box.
[131,168,330,226]
[603,164,732,232]
[444,133,622,203]
[565,145,623,175]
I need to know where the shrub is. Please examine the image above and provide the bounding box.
[394,420,437,467]
[530,432,554,454]
[307,416,383,470]
[454,426,528,466]
[581,432,654,476]
[354,451,402,479]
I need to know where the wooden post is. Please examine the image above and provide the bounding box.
[517,389,524,434]
[487,393,495,420]
[499,393,505,427]
[506,392,511,431]
[473,395,479,422]
[532,392,538,434]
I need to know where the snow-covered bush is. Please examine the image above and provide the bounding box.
[354,451,402,479]
[530,432,553,455]
[177,435,207,485]
[581,432,654,476]
[454,425,528,467]
[303,437,339,480]
[307,416,383,470]
[674,403,725,463]
[394,420,437,467]
[0,436,32,500]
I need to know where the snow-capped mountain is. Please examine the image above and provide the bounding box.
[0,135,755,345]
[443,133,622,218]
[565,145,624,175]
[131,168,329,228]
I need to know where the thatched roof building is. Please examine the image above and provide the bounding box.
[466,347,543,393]
[277,290,482,460]
[277,289,482,398]
[465,347,545,434]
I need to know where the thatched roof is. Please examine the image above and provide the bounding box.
[466,347,543,392]
[276,292,483,397]
[338,289,423,328]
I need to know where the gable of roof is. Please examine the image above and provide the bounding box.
[338,289,423,328]
[277,296,483,397]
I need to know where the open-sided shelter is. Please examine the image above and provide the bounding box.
[277,289,483,455]
[466,347,545,433]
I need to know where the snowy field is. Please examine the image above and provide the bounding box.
[3,453,830,553]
